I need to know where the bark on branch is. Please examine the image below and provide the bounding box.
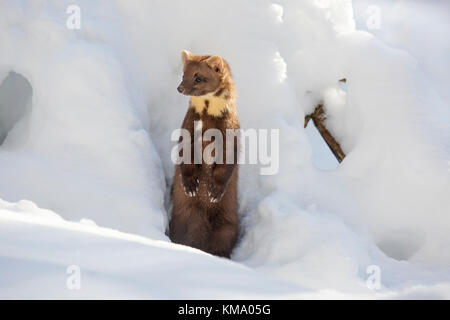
[304,103,346,163]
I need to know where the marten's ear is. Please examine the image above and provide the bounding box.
[181,50,192,65]
[205,56,224,73]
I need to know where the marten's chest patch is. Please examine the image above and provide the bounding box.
[191,95,229,117]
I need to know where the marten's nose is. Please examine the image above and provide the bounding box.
[177,85,184,93]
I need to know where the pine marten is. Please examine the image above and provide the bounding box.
[169,50,239,258]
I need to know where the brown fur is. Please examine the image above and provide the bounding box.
[169,51,239,258]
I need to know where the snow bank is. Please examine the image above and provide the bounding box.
[0,198,308,299]
[1,198,449,299]
[0,0,166,238]
[0,0,449,298]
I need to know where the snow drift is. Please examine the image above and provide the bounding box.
[0,0,449,298]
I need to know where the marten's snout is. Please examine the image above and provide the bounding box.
[177,84,184,93]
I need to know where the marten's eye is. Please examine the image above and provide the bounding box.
[194,77,202,83]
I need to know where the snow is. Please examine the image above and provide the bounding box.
[0,199,304,299]
[0,0,449,299]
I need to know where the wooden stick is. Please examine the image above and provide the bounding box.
[304,104,346,163]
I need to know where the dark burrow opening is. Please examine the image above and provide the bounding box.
[0,71,33,145]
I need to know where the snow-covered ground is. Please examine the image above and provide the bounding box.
[0,0,449,299]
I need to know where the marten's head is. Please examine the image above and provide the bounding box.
[177,50,231,97]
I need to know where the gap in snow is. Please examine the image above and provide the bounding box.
[305,121,339,170]
[376,230,425,261]
[0,71,32,145]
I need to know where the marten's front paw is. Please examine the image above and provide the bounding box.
[181,175,199,197]
[207,183,225,203]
